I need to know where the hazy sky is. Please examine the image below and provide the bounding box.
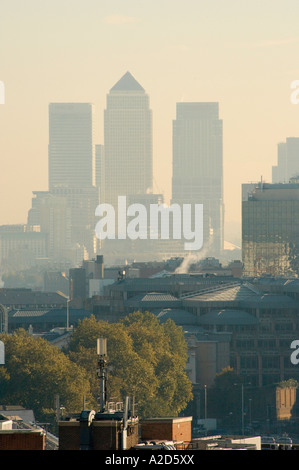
[1,0,299,241]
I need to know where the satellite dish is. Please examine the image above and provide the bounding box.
[0,341,4,365]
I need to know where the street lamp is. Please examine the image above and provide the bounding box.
[66,298,70,330]
[204,384,207,421]
[241,383,244,435]
[234,382,245,435]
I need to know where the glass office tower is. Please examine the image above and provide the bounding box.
[242,180,299,277]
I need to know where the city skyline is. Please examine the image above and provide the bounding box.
[1,0,299,248]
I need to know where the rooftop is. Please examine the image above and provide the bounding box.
[182,282,299,309]
[183,283,258,304]
[0,289,67,307]
[157,308,199,325]
[197,309,259,326]
[128,292,179,303]
[110,72,145,92]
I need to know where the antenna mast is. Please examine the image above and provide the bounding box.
[97,337,108,413]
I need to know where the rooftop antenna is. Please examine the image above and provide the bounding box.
[97,337,108,413]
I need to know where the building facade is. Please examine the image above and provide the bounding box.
[272,137,299,184]
[242,181,299,277]
[48,103,95,190]
[171,102,224,257]
[27,103,99,263]
[103,71,153,208]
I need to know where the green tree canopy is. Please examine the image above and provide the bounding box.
[0,312,193,428]
[212,366,242,390]
[67,312,193,418]
[0,329,92,425]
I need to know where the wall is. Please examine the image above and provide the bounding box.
[141,417,192,443]
[0,430,45,450]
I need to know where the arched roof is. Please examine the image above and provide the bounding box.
[157,308,199,325]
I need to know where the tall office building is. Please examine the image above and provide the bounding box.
[28,103,99,263]
[95,144,105,196]
[98,72,157,261]
[103,71,153,208]
[272,137,299,184]
[49,103,95,190]
[242,180,299,277]
[171,103,224,256]
[48,103,98,259]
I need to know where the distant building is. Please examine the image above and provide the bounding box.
[242,181,299,277]
[101,72,175,260]
[171,102,224,257]
[0,224,47,269]
[48,103,95,190]
[182,281,299,387]
[272,138,299,183]
[0,288,67,310]
[7,307,91,333]
[27,102,100,262]
[103,72,153,209]
[95,144,105,202]
[43,271,69,297]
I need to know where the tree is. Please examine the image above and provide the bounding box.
[0,329,93,429]
[207,367,243,423]
[212,366,242,390]
[0,312,193,429]
[67,312,193,418]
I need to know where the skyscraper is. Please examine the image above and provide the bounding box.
[103,71,153,208]
[171,103,224,256]
[48,103,95,190]
[27,103,99,263]
[272,137,299,184]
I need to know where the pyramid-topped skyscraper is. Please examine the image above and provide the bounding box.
[109,71,145,93]
[103,72,153,208]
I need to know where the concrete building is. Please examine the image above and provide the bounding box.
[171,102,224,257]
[0,288,67,311]
[182,281,299,387]
[69,255,113,306]
[0,225,47,270]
